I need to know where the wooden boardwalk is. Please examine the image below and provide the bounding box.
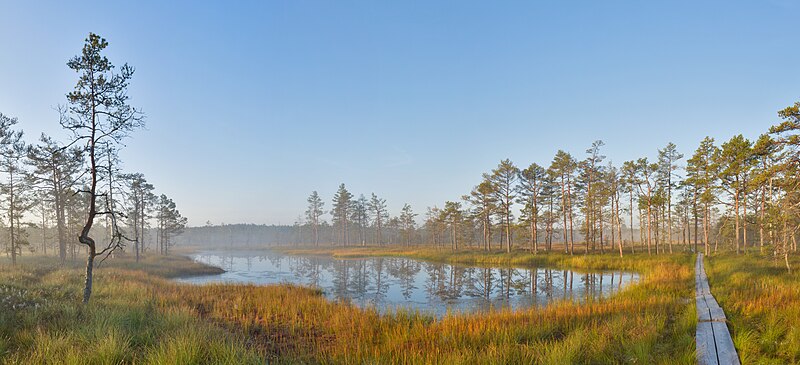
[695,253,740,365]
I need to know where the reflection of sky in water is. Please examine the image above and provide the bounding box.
[175,251,639,316]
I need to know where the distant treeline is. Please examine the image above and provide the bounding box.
[175,224,297,247]
[173,223,601,248]
[299,101,800,270]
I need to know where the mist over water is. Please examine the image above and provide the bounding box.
[176,251,639,316]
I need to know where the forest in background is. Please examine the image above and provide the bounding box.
[290,106,800,271]
[0,110,188,265]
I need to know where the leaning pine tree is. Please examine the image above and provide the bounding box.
[64,33,144,303]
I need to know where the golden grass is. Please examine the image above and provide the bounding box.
[705,252,800,364]
[1,249,696,364]
[179,247,697,363]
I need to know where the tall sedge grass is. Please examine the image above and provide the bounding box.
[0,255,259,365]
[174,248,696,363]
[705,252,800,364]
[1,249,695,364]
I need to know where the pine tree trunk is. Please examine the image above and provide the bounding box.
[647,200,653,255]
[9,170,17,265]
[743,188,748,253]
[83,249,95,303]
[533,198,538,254]
[668,178,673,253]
[630,192,635,254]
[561,176,568,254]
[704,202,711,256]
[567,176,574,255]
[735,189,741,254]
[57,195,66,264]
[760,184,765,253]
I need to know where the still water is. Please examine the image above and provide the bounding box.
[176,251,639,316]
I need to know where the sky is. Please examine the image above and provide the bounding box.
[0,1,798,226]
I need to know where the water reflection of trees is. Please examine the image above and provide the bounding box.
[203,253,638,313]
[386,258,421,300]
[370,258,389,304]
[462,267,492,300]
[331,259,351,298]
[426,266,568,307]
[264,254,284,271]
[288,256,324,287]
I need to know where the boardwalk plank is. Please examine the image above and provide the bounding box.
[712,321,740,365]
[696,322,718,365]
[703,294,722,310]
[695,254,740,365]
[708,307,727,321]
[698,308,712,322]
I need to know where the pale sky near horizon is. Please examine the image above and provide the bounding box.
[0,1,798,226]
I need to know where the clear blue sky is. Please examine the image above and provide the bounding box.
[1,1,797,225]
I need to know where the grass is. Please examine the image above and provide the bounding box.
[282,245,664,271]
[0,255,259,364]
[704,252,800,365]
[1,248,696,364]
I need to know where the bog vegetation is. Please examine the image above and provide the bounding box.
[1,251,695,364]
[704,253,800,364]
[2,32,800,364]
